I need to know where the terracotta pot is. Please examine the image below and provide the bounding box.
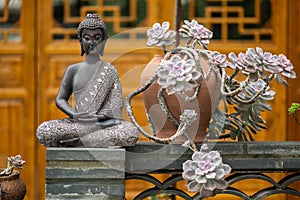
[0,170,26,200]
[140,54,221,143]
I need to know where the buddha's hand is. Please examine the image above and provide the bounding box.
[72,112,106,122]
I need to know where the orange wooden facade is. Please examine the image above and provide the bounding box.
[0,1,299,199]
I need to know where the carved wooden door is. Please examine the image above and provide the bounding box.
[0,1,37,200]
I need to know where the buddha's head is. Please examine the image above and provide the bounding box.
[78,13,108,56]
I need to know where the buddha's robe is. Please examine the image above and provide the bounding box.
[36,62,138,147]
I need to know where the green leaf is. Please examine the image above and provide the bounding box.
[249,106,258,122]
[275,74,289,86]
[247,123,258,134]
[256,115,267,124]
[245,126,255,141]
[240,111,250,121]
[230,131,237,140]
[257,100,272,111]
[288,103,300,114]
[249,121,267,131]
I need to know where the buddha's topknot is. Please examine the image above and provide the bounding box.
[77,13,108,42]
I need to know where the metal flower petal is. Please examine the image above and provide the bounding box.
[179,19,213,46]
[147,22,176,47]
[182,149,231,197]
[157,55,200,94]
[8,155,26,169]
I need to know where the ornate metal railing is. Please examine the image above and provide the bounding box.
[125,142,300,199]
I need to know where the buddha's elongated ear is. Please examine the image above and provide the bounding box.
[99,39,107,56]
[80,42,85,56]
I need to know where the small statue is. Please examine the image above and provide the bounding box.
[36,13,138,147]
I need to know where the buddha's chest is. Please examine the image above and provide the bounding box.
[73,64,99,92]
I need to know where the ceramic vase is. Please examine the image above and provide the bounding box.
[140,54,221,143]
[0,170,26,200]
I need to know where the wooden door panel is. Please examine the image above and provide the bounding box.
[288,0,300,140]
[0,1,36,199]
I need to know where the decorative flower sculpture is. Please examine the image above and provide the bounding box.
[147,22,176,48]
[182,144,231,198]
[179,19,213,48]
[276,54,296,79]
[228,47,295,82]
[157,55,201,94]
[209,51,227,69]
[210,46,296,141]
[8,155,26,169]
[180,109,198,126]
[1,155,26,176]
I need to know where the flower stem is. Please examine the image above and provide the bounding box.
[292,113,300,125]
[190,141,198,152]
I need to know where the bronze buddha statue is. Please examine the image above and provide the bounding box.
[36,13,138,147]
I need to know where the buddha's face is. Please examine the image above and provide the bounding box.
[81,29,103,56]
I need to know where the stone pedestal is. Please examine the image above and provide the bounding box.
[46,147,125,200]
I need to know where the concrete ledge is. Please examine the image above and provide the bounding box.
[46,147,125,200]
[46,194,124,200]
[46,148,125,161]
[125,142,300,173]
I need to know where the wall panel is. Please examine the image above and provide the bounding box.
[0,1,36,199]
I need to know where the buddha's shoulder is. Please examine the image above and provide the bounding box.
[102,61,118,73]
[64,63,82,73]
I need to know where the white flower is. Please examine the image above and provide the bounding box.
[157,55,201,95]
[8,155,26,169]
[147,22,176,47]
[275,54,296,79]
[209,51,227,68]
[182,146,231,198]
[179,19,213,47]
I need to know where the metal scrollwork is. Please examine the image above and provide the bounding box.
[126,174,192,200]
[126,172,300,199]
